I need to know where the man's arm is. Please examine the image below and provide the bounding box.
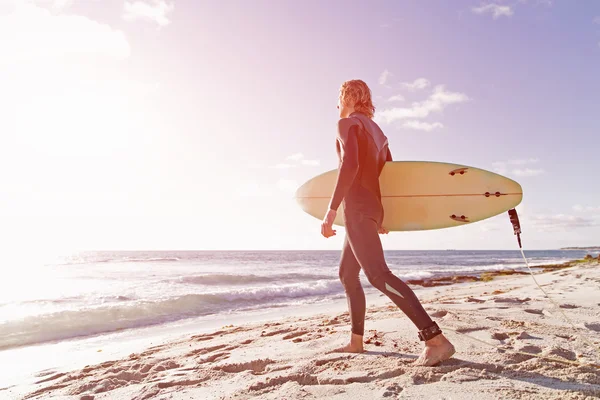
[386,147,393,162]
[328,119,360,212]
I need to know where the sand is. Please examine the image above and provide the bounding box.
[3,260,600,400]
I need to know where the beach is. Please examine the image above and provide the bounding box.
[3,256,599,399]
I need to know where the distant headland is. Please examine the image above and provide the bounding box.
[561,246,600,250]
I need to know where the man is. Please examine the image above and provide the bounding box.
[321,79,455,366]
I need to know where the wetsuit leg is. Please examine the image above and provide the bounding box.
[345,211,434,331]
[339,234,366,336]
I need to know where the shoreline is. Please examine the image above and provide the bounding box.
[0,257,591,354]
[5,257,600,399]
[0,257,589,354]
[405,256,598,288]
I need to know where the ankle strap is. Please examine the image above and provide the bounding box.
[418,322,442,341]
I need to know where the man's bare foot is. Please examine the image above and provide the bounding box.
[332,343,365,353]
[331,333,365,353]
[414,333,455,366]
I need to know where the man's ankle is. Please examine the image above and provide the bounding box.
[351,333,363,346]
[425,333,446,346]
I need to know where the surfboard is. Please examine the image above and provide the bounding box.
[294,161,523,231]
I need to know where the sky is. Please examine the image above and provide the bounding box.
[0,0,599,253]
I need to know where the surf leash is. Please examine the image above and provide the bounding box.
[442,209,600,369]
[508,208,600,355]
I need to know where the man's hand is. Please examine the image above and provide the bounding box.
[321,209,337,238]
[378,226,389,235]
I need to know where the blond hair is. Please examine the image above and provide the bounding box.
[339,79,375,119]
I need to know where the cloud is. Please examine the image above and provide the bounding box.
[507,158,539,165]
[400,78,430,91]
[379,69,392,85]
[387,94,405,102]
[0,3,130,64]
[472,3,514,19]
[27,0,74,9]
[512,168,544,177]
[4,0,75,10]
[529,214,597,231]
[402,121,443,132]
[377,85,469,124]
[123,0,174,27]
[52,0,72,8]
[492,159,542,176]
[286,153,304,161]
[573,205,600,213]
[594,16,600,25]
[518,0,553,6]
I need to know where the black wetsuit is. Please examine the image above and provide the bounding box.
[329,111,438,339]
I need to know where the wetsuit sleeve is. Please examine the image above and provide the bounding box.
[328,119,360,212]
[386,147,393,161]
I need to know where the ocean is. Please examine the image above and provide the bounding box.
[0,249,592,352]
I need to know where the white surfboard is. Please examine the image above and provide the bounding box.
[294,161,523,231]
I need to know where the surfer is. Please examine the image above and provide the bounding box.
[321,79,455,366]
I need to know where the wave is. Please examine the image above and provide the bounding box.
[174,273,335,286]
[57,256,181,266]
[396,271,434,280]
[124,257,181,263]
[0,280,341,350]
[16,295,134,306]
[406,260,570,276]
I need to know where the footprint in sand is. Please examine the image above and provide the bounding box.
[261,328,295,337]
[429,310,448,318]
[314,356,352,367]
[187,344,229,357]
[34,372,67,385]
[215,358,275,374]
[410,370,444,385]
[559,304,579,309]
[584,322,600,332]
[542,346,577,361]
[466,297,486,303]
[516,331,536,340]
[156,378,208,389]
[503,345,542,364]
[519,345,542,354]
[523,309,544,316]
[455,326,487,333]
[493,297,531,303]
[25,358,182,399]
[491,332,510,341]
[382,382,403,397]
[192,335,214,342]
[200,352,230,363]
[282,330,309,340]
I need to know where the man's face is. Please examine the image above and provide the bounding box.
[337,95,351,118]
